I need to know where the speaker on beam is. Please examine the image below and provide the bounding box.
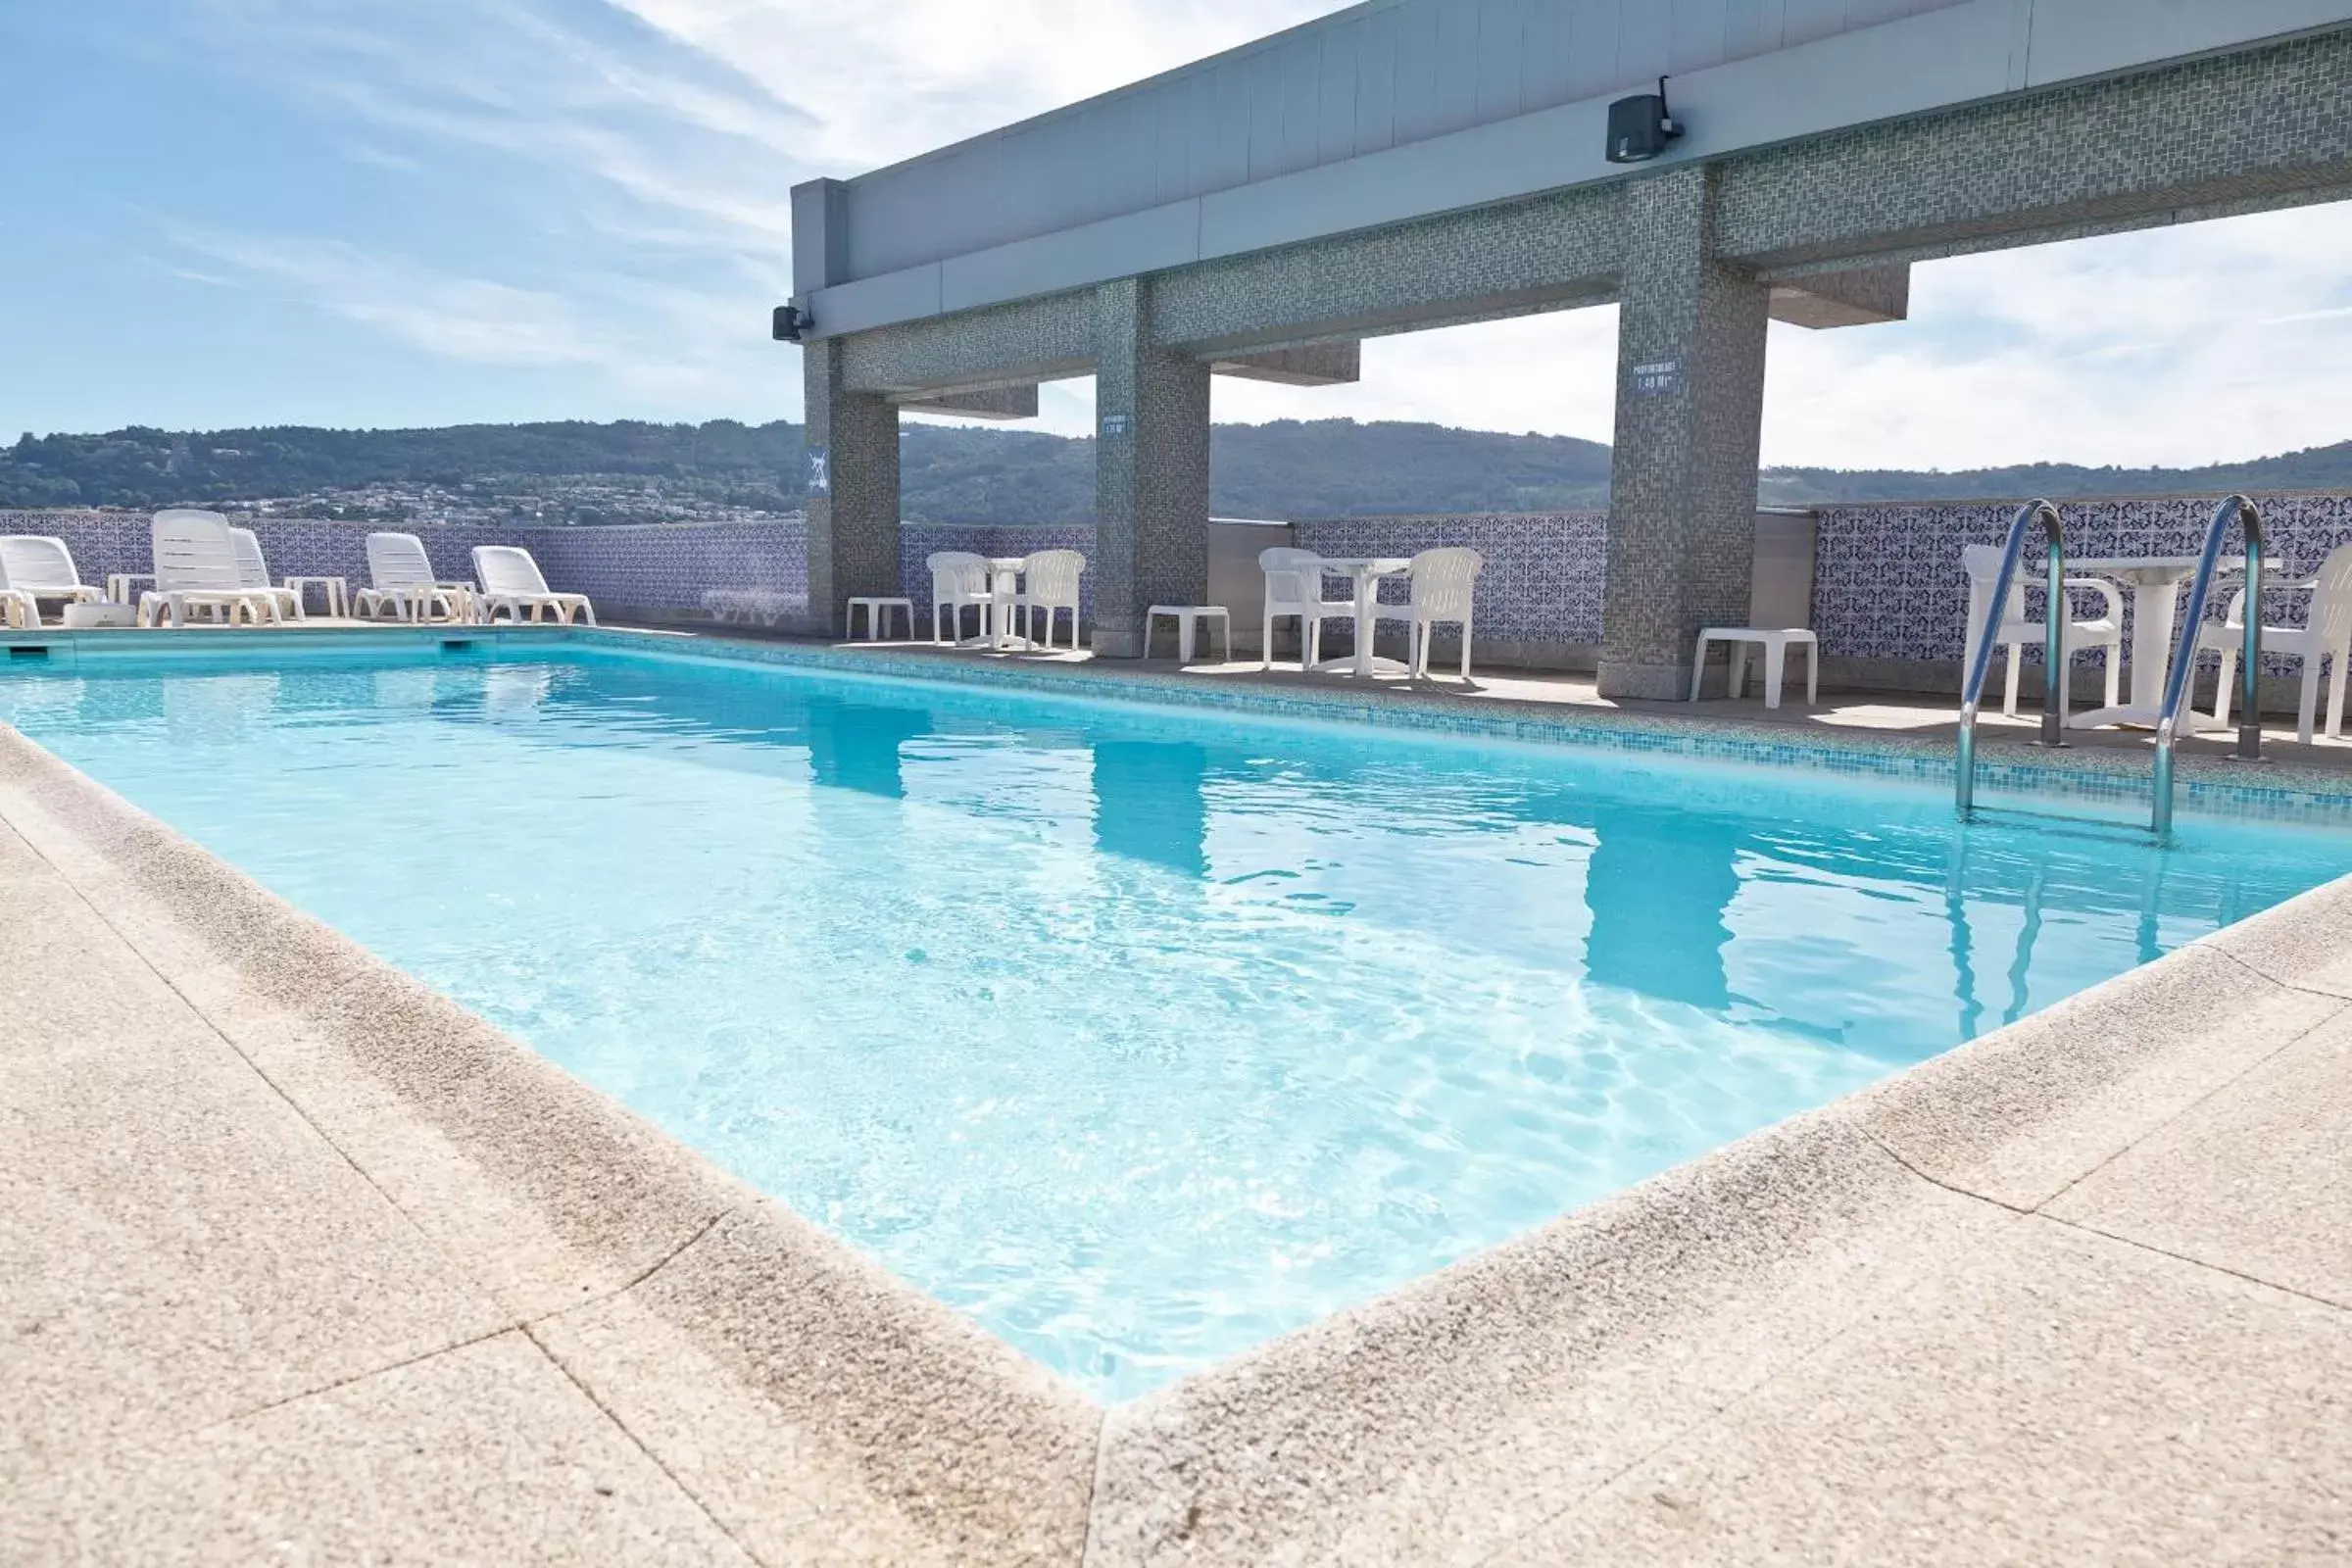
[1605,78,1684,165]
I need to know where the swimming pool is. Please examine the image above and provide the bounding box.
[6,641,2348,1398]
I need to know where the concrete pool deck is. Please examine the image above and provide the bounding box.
[3,630,2350,1562]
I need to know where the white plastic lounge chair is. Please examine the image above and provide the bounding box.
[140,511,280,627]
[361,532,470,623]
[471,545,594,625]
[1961,543,2123,718]
[1259,548,1353,671]
[0,536,105,628]
[1016,549,1085,650]
[229,528,305,622]
[2200,541,2352,744]
[1370,547,1485,680]
[928,552,992,643]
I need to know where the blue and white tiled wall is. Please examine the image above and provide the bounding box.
[1814,494,2352,679]
[16,496,2352,681]
[899,523,1098,632]
[0,512,811,628]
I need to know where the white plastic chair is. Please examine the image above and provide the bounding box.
[471,546,595,625]
[1960,544,2123,717]
[1016,549,1085,650]
[362,532,469,623]
[229,528,305,622]
[1258,548,1352,671]
[928,551,992,643]
[0,536,103,628]
[140,511,279,627]
[2201,541,2352,744]
[1370,547,1485,680]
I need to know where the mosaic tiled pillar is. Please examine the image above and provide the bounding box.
[1092,277,1210,658]
[1597,165,1771,701]
[803,335,900,638]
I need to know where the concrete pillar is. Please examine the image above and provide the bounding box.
[802,335,900,638]
[1598,165,1772,700]
[1092,277,1211,658]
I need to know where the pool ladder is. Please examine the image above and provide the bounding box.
[1955,500,2071,822]
[1956,495,2266,843]
[2152,495,2266,843]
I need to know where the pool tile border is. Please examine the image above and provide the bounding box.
[563,627,2352,824]
[16,620,2352,822]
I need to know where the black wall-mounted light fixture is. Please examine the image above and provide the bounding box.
[1604,76,1683,164]
[771,304,809,343]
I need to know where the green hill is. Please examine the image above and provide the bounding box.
[3,417,2345,522]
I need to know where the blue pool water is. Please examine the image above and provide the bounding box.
[6,645,2350,1397]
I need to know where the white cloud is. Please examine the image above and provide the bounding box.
[615,0,1348,172]
[131,1,2352,466]
[1761,203,2352,469]
[171,227,767,404]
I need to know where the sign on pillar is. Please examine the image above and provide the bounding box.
[1629,360,1684,397]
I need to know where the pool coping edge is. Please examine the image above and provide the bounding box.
[5,701,2350,1562]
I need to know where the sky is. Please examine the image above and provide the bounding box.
[5,0,2352,470]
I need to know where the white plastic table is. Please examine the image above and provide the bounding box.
[2068,555,2241,730]
[281,575,349,619]
[105,572,154,606]
[957,557,1033,652]
[1308,557,1413,677]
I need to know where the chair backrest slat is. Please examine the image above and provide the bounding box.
[2309,542,2352,646]
[1259,547,1325,607]
[368,532,439,591]
[1406,547,1483,618]
[927,552,989,597]
[472,546,552,597]
[228,528,274,590]
[0,535,83,593]
[1020,549,1085,602]
[1959,542,2029,642]
[151,511,244,594]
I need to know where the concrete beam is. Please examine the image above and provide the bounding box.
[893,385,1040,420]
[1208,343,1361,386]
[1768,264,1910,329]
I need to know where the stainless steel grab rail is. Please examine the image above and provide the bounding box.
[1957,499,2068,819]
[2152,494,2265,842]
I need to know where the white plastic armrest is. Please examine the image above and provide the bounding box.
[2060,576,2125,623]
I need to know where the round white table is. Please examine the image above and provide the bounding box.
[957,557,1033,652]
[2067,555,2241,730]
[1308,557,1413,677]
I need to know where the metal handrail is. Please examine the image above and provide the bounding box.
[1957,499,2068,819]
[2152,494,2265,841]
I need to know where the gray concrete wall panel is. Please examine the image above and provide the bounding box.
[802,339,900,638]
[1091,279,1213,659]
[940,203,1201,319]
[798,4,2352,341]
[1152,186,1621,355]
[2024,0,2352,85]
[810,0,1988,291]
[1599,166,1772,699]
[837,293,1093,397]
[1716,27,2352,270]
[1769,262,1912,327]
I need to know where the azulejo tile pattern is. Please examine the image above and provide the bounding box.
[1295,513,1608,644]
[1814,493,2352,679]
[0,512,812,628]
[15,493,2352,682]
